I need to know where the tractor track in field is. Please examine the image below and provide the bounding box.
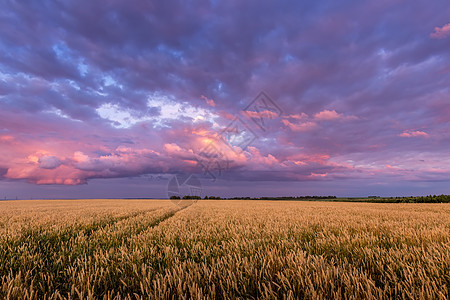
[6,207,162,246]
[3,204,194,255]
[81,208,162,237]
[149,202,194,228]
[0,204,193,299]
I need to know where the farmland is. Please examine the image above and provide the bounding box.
[0,199,449,299]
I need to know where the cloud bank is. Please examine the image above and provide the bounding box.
[0,0,450,195]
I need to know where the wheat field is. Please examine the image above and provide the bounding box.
[0,199,449,299]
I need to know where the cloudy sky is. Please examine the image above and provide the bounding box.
[1,0,450,199]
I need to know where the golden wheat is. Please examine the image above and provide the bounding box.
[0,200,448,299]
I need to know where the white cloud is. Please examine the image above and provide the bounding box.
[96,94,219,128]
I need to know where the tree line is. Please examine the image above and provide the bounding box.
[170,195,337,200]
[169,195,450,203]
[375,194,450,203]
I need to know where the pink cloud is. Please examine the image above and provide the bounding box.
[285,113,308,120]
[163,143,195,160]
[309,172,327,178]
[282,110,357,133]
[282,119,318,132]
[1,129,170,184]
[246,146,278,168]
[385,164,399,170]
[314,110,341,120]
[314,110,357,121]
[6,162,89,185]
[287,153,330,165]
[164,143,183,153]
[430,23,450,39]
[399,130,429,138]
[0,135,14,142]
[245,110,278,119]
[216,111,236,121]
[201,95,216,107]
[0,96,445,189]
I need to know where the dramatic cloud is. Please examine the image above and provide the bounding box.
[1,0,450,197]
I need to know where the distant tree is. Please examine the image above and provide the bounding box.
[182,195,201,200]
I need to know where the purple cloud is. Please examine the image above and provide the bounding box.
[38,156,62,169]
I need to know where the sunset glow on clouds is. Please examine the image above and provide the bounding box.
[0,1,450,198]
[430,23,450,39]
[399,131,429,138]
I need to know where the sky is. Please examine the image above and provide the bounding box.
[1,0,450,199]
